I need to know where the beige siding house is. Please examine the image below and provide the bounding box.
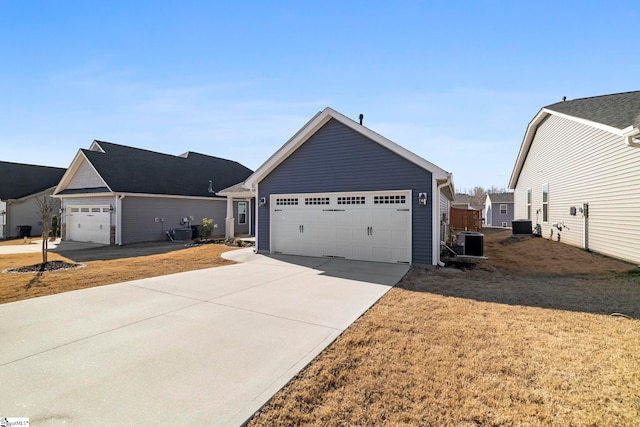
[509,91,640,264]
[53,141,253,245]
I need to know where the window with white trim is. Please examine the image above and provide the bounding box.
[527,189,532,220]
[542,184,549,222]
[238,202,247,225]
[500,204,507,215]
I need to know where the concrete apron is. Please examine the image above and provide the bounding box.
[0,248,409,426]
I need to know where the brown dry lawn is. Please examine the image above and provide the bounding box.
[249,229,640,426]
[0,243,236,304]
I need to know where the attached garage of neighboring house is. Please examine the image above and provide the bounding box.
[66,206,112,245]
[53,141,253,245]
[244,107,454,266]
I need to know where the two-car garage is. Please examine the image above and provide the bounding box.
[270,191,411,264]
[246,107,455,266]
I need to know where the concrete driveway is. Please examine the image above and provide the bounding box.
[0,248,408,426]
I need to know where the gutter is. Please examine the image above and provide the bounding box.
[435,174,454,267]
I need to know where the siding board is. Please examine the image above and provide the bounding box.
[258,118,434,265]
[514,114,640,264]
[121,197,226,244]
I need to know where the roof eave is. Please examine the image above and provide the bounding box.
[509,109,548,189]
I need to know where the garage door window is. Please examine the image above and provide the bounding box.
[276,198,298,205]
[337,196,365,205]
[305,197,330,205]
[374,195,406,204]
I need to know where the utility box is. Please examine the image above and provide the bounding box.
[512,219,533,235]
[457,231,484,256]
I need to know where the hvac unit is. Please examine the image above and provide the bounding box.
[456,231,484,257]
[512,219,533,235]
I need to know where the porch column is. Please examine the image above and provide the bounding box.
[225,196,235,239]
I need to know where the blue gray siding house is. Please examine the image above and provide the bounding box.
[244,107,454,266]
[484,192,514,227]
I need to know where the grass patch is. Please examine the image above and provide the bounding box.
[248,230,640,426]
[0,244,236,304]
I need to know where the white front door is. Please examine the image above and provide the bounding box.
[67,206,111,244]
[270,191,411,264]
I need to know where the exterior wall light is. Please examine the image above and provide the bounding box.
[419,193,428,206]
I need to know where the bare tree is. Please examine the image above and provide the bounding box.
[35,195,57,264]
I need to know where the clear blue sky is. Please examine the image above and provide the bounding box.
[2,1,638,192]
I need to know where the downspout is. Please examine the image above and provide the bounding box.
[253,183,259,253]
[436,175,453,267]
[116,194,125,245]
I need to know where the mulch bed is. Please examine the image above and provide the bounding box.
[3,261,85,274]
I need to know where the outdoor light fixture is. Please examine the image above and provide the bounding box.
[109,205,114,212]
[419,193,428,206]
[259,197,266,207]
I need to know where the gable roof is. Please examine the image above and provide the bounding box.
[0,161,66,200]
[487,192,513,204]
[453,193,473,204]
[244,107,453,194]
[509,91,640,189]
[545,91,640,130]
[55,141,253,198]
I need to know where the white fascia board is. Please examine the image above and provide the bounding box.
[547,109,628,136]
[14,186,57,201]
[56,192,226,201]
[508,109,548,189]
[114,193,228,201]
[244,107,450,189]
[89,140,105,152]
[53,150,112,195]
[216,191,255,198]
[509,107,634,189]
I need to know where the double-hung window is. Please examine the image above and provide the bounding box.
[238,202,247,225]
[500,204,507,215]
[527,189,532,220]
[542,184,549,222]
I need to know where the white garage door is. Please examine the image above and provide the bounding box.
[271,191,411,264]
[67,206,111,244]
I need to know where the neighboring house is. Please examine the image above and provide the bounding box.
[484,192,514,227]
[452,193,474,210]
[243,107,455,266]
[509,90,640,264]
[452,193,484,211]
[53,141,253,245]
[0,161,66,239]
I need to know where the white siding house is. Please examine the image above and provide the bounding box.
[509,91,640,264]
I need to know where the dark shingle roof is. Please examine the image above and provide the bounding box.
[488,192,513,204]
[545,91,640,130]
[0,161,66,200]
[454,193,473,204]
[81,141,253,197]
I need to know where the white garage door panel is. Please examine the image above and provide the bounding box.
[270,191,411,264]
[67,206,111,245]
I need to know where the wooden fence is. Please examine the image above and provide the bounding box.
[449,207,483,233]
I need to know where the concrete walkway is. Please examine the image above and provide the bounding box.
[0,249,408,426]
